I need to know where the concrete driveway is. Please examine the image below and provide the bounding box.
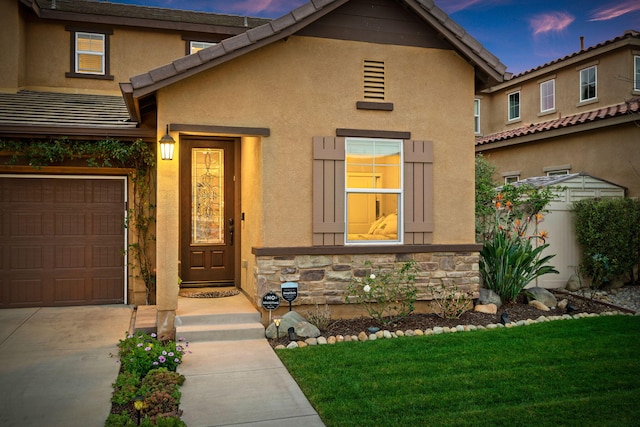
[0,305,133,427]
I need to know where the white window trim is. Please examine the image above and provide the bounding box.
[579,66,597,102]
[508,91,520,121]
[540,79,555,113]
[634,56,640,92]
[75,32,105,75]
[190,41,217,54]
[344,137,403,245]
[474,99,481,134]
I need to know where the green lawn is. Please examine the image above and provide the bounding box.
[277,315,640,427]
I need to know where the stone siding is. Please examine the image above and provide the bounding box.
[254,252,480,308]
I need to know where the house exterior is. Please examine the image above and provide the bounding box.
[1,0,508,338]
[475,31,640,198]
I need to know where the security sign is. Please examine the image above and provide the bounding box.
[261,291,280,311]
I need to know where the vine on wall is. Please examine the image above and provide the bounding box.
[0,137,157,304]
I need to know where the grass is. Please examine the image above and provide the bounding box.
[277,315,640,427]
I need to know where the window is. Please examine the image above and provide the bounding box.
[580,66,597,102]
[312,136,433,246]
[508,91,520,121]
[540,79,555,112]
[345,138,402,243]
[635,56,640,91]
[190,41,216,54]
[66,27,113,79]
[504,175,519,184]
[474,99,481,134]
[547,170,569,176]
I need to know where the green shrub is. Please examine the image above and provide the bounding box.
[111,371,141,405]
[574,197,640,285]
[139,368,185,402]
[105,412,137,427]
[118,333,188,378]
[345,260,418,324]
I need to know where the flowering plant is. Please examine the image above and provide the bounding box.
[345,260,418,325]
[117,332,189,378]
[479,184,558,303]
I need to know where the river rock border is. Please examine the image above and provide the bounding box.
[275,310,639,350]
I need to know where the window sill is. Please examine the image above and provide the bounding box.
[356,101,394,111]
[538,109,556,117]
[65,72,114,80]
[576,98,598,108]
[505,118,522,125]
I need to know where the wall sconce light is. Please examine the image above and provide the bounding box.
[159,124,176,160]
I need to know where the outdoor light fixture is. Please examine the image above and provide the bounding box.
[133,395,146,425]
[159,124,176,160]
[273,317,282,341]
[288,326,298,341]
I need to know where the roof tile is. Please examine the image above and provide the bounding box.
[270,13,297,33]
[149,63,178,83]
[246,23,276,43]
[476,98,640,146]
[173,54,203,73]
[197,43,227,62]
[130,73,154,90]
[311,0,336,9]
[221,32,252,52]
[429,5,448,24]
[445,18,466,39]
[292,2,319,21]
[461,33,482,54]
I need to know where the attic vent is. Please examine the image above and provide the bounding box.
[363,60,385,101]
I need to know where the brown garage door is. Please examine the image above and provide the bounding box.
[0,176,126,308]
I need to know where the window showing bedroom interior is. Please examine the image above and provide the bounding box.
[540,79,555,112]
[345,138,402,243]
[580,66,597,101]
[75,32,105,74]
[508,91,520,121]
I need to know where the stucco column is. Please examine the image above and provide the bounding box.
[156,128,180,340]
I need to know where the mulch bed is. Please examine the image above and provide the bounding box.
[269,291,632,348]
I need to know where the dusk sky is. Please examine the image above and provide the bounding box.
[114,0,640,74]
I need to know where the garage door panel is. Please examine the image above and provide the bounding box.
[1,176,126,308]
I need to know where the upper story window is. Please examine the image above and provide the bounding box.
[504,175,519,184]
[65,27,113,80]
[190,41,216,54]
[345,138,402,244]
[508,91,520,121]
[634,56,640,91]
[474,99,481,134]
[580,66,597,102]
[540,79,555,112]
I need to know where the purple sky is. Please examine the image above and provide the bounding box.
[114,0,640,74]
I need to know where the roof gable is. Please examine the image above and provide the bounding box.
[121,0,507,110]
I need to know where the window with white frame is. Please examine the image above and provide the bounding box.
[504,175,519,184]
[345,138,402,243]
[540,79,555,112]
[580,66,597,102]
[75,32,105,75]
[474,99,481,134]
[190,41,216,54]
[547,169,569,176]
[635,56,640,91]
[508,91,520,121]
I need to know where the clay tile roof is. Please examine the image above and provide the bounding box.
[511,30,640,78]
[475,98,640,147]
[0,90,136,128]
[32,0,270,29]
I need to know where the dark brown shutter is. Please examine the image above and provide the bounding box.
[313,136,345,246]
[404,140,434,244]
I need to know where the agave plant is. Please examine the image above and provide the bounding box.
[480,231,559,303]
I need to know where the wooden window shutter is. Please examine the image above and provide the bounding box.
[313,136,346,246]
[404,140,434,244]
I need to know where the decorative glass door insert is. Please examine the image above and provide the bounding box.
[192,148,224,244]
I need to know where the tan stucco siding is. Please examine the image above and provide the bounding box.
[19,20,186,94]
[0,0,24,92]
[480,124,640,197]
[158,36,477,248]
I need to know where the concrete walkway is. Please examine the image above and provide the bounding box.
[176,293,325,427]
[0,305,133,427]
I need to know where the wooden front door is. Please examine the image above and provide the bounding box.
[180,139,235,284]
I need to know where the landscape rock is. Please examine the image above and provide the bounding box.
[478,288,502,308]
[557,299,568,310]
[265,311,307,338]
[295,321,321,338]
[358,331,368,341]
[525,287,557,308]
[317,336,328,345]
[565,275,582,291]
[529,300,550,311]
[474,303,497,314]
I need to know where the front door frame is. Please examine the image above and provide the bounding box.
[179,136,241,286]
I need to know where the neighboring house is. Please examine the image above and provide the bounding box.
[475,30,640,198]
[1,0,508,339]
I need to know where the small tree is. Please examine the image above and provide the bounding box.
[475,154,498,242]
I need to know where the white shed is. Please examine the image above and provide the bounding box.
[503,173,626,288]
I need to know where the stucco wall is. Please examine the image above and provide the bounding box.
[157,36,477,251]
[480,123,640,197]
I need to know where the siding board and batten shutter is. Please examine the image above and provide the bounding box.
[312,137,434,246]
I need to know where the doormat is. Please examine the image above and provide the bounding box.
[180,289,240,298]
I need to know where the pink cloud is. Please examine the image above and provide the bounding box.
[590,0,640,21]
[225,0,305,16]
[529,12,574,36]
[438,0,484,14]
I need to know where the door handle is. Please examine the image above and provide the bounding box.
[228,218,234,246]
